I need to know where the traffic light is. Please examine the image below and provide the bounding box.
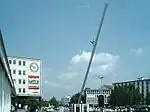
[98,95,104,107]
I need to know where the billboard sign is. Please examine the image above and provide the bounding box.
[28,61,41,96]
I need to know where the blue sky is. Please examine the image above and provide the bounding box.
[1,0,150,100]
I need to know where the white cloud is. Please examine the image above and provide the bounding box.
[43,51,120,99]
[58,72,79,81]
[56,51,120,89]
[44,80,71,89]
[130,48,144,55]
[69,51,120,76]
[78,4,90,8]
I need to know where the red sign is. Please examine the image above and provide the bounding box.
[28,86,39,89]
[28,76,39,78]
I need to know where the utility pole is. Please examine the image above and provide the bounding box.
[78,3,108,104]
[98,76,104,86]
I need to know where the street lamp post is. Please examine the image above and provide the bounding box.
[137,77,143,80]
[98,76,104,86]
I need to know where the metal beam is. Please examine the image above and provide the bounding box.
[78,3,108,104]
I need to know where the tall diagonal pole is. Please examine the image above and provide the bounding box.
[78,3,108,104]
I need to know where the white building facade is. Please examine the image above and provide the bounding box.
[71,104,89,112]
[61,95,71,105]
[85,85,113,106]
[8,56,41,97]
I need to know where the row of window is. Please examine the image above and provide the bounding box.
[87,97,108,103]
[87,100,98,103]
[114,81,150,97]
[11,70,26,75]
[13,79,26,84]
[9,59,26,66]
[86,90,111,94]
[18,88,26,93]
[115,80,150,87]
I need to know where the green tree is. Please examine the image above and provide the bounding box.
[41,98,49,107]
[70,93,86,104]
[146,92,150,105]
[49,97,59,107]
[17,96,40,112]
[109,85,142,106]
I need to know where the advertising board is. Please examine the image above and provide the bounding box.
[28,61,41,96]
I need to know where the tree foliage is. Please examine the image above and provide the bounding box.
[146,92,150,105]
[70,93,86,104]
[109,85,142,106]
[15,96,40,112]
[49,97,59,107]
[41,99,49,107]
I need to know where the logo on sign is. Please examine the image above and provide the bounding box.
[30,62,39,72]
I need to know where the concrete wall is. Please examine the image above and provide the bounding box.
[0,70,11,112]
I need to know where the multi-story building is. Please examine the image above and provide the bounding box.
[113,78,150,99]
[85,85,113,106]
[8,56,41,97]
[61,95,71,106]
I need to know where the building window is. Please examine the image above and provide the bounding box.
[23,80,26,84]
[19,70,21,75]
[19,61,21,65]
[13,79,16,83]
[23,88,26,93]
[23,71,26,75]
[23,61,26,66]
[19,88,21,93]
[13,60,16,64]
[146,81,149,94]
[9,60,12,64]
[13,70,16,74]
[19,79,21,84]
[142,81,144,96]
[104,90,106,94]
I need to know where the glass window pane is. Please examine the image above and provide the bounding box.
[23,61,26,66]
[9,60,11,64]
[19,79,21,84]
[23,71,26,75]
[13,60,16,64]
[13,70,16,74]
[19,61,21,65]
[19,88,21,93]
[23,88,25,93]
[23,80,25,84]
[18,70,21,75]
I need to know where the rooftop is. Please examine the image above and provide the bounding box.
[99,85,113,90]
[8,56,41,61]
[85,84,113,91]
[113,78,150,84]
